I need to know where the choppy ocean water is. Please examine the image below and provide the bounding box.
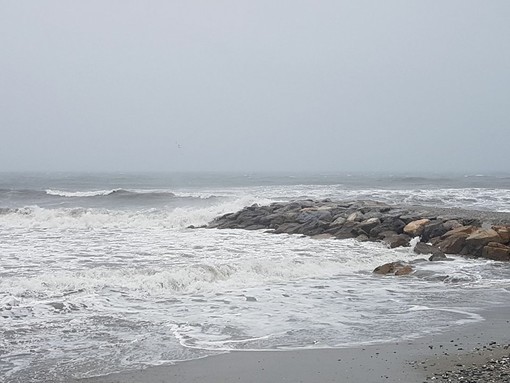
[1,172,510,382]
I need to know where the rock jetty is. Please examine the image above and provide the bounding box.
[208,200,510,268]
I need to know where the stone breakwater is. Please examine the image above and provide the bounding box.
[208,199,510,271]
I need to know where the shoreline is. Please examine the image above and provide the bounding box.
[74,306,510,383]
[73,200,510,383]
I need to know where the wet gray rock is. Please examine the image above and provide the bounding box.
[414,242,446,261]
[443,219,463,231]
[421,220,448,242]
[346,211,364,222]
[383,233,411,248]
[369,217,406,238]
[331,221,359,239]
[357,218,381,235]
[356,233,370,242]
[428,252,448,261]
[330,216,346,226]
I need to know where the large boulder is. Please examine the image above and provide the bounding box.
[332,221,359,239]
[373,261,413,276]
[220,206,269,229]
[421,220,448,242]
[296,209,332,224]
[279,202,303,213]
[357,218,381,235]
[356,233,370,242]
[208,212,234,228]
[295,212,315,224]
[465,228,503,247]
[403,219,430,236]
[362,210,384,220]
[443,225,478,237]
[482,242,510,261]
[296,200,315,209]
[436,233,469,254]
[492,225,510,243]
[443,220,463,231]
[376,230,397,240]
[346,211,364,222]
[369,217,406,238]
[330,216,346,227]
[414,242,445,259]
[273,223,303,234]
[305,222,332,236]
[434,225,478,254]
[259,213,286,227]
[383,233,411,248]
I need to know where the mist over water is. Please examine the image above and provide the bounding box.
[1,172,510,382]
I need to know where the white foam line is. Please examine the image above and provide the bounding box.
[409,305,484,324]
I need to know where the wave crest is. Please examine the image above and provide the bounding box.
[45,189,179,199]
[46,189,123,197]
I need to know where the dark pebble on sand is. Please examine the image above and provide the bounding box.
[428,354,510,382]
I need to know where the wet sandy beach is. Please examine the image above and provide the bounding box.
[74,306,510,383]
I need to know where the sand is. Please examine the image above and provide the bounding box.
[74,306,510,383]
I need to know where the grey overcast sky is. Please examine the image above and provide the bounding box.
[1,1,509,173]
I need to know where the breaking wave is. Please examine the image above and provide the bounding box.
[45,188,181,199]
[46,189,124,197]
[0,196,272,230]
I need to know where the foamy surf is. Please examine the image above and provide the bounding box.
[1,172,510,382]
[1,225,504,380]
[0,195,273,229]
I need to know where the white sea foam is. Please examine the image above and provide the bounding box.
[409,236,421,250]
[1,233,410,298]
[408,305,484,325]
[2,178,510,382]
[0,196,272,230]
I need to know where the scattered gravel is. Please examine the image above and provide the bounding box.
[426,346,510,383]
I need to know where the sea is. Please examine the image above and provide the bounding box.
[1,172,510,382]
